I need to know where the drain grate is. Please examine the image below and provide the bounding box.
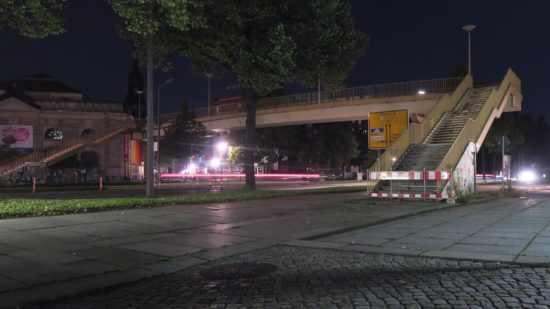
[199,262,278,280]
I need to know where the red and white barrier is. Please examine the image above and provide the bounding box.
[369,192,451,199]
[369,171,451,180]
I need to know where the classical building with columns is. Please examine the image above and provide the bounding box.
[0,67,144,184]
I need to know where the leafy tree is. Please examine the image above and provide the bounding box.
[1,0,66,38]
[160,102,205,162]
[5,0,367,190]
[1,0,204,67]
[317,122,359,169]
[227,146,244,170]
[480,112,526,174]
[178,1,367,189]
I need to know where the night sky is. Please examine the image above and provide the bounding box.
[1,0,549,120]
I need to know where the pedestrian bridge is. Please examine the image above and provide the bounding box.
[193,77,464,132]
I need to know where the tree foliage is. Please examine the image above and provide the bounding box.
[160,102,205,162]
[5,0,368,189]
[229,122,361,173]
[0,0,66,38]
[177,1,367,188]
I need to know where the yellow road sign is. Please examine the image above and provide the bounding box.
[368,110,408,149]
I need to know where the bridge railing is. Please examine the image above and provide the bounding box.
[194,77,463,118]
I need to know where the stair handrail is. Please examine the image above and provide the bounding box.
[369,75,473,173]
[1,127,127,176]
[436,69,521,173]
[0,146,63,174]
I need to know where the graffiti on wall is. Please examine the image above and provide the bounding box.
[7,163,46,184]
[447,142,476,197]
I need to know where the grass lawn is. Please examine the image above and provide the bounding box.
[0,186,367,219]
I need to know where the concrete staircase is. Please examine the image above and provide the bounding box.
[425,87,494,144]
[374,87,494,195]
[0,128,126,180]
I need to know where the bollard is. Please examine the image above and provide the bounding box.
[99,176,103,192]
[32,177,36,193]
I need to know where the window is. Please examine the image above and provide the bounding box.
[45,128,63,140]
[81,129,95,138]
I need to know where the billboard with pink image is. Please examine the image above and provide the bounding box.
[0,125,33,152]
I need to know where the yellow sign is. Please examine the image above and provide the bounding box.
[368,110,408,149]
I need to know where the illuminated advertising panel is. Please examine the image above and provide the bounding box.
[0,125,33,152]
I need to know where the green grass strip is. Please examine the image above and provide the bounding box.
[0,186,367,219]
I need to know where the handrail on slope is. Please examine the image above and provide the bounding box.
[368,75,473,175]
[436,69,521,173]
[0,127,127,178]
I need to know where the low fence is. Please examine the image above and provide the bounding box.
[368,170,452,200]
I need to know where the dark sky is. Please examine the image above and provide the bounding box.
[1,0,549,119]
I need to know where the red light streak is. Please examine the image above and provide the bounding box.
[160,173,320,179]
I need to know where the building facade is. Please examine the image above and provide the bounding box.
[0,73,143,183]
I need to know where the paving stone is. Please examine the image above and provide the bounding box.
[33,245,550,308]
[120,241,201,257]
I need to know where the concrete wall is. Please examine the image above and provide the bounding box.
[445,141,476,198]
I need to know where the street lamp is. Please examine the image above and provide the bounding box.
[205,73,213,116]
[157,77,175,185]
[136,90,143,122]
[462,24,476,75]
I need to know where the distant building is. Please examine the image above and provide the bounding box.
[0,70,143,184]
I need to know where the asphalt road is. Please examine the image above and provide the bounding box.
[0,180,373,199]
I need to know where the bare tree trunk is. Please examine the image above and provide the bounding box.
[243,89,257,190]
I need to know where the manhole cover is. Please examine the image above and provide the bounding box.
[199,262,278,280]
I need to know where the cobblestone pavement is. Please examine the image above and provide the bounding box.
[36,245,550,308]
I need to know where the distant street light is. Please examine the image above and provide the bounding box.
[217,141,228,152]
[157,77,175,185]
[462,24,476,75]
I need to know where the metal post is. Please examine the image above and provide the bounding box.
[206,73,213,116]
[317,78,321,104]
[502,135,505,190]
[423,168,426,201]
[462,24,476,75]
[146,32,154,197]
[157,86,161,188]
[155,78,174,189]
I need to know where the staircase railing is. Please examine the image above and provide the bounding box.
[436,69,521,173]
[0,127,127,177]
[369,75,473,174]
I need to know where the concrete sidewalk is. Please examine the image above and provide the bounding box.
[297,196,550,264]
[0,192,447,308]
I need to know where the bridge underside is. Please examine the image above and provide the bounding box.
[199,94,443,132]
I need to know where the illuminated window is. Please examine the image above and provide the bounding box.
[45,128,63,140]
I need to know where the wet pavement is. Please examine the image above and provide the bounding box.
[36,246,550,308]
[3,191,550,308]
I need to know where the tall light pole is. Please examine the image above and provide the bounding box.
[146,32,154,197]
[462,24,476,75]
[205,73,213,116]
[157,77,174,185]
[136,90,143,121]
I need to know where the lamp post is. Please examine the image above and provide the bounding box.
[157,78,175,186]
[462,24,476,75]
[205,73,213,116]
[136,90,143,121]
